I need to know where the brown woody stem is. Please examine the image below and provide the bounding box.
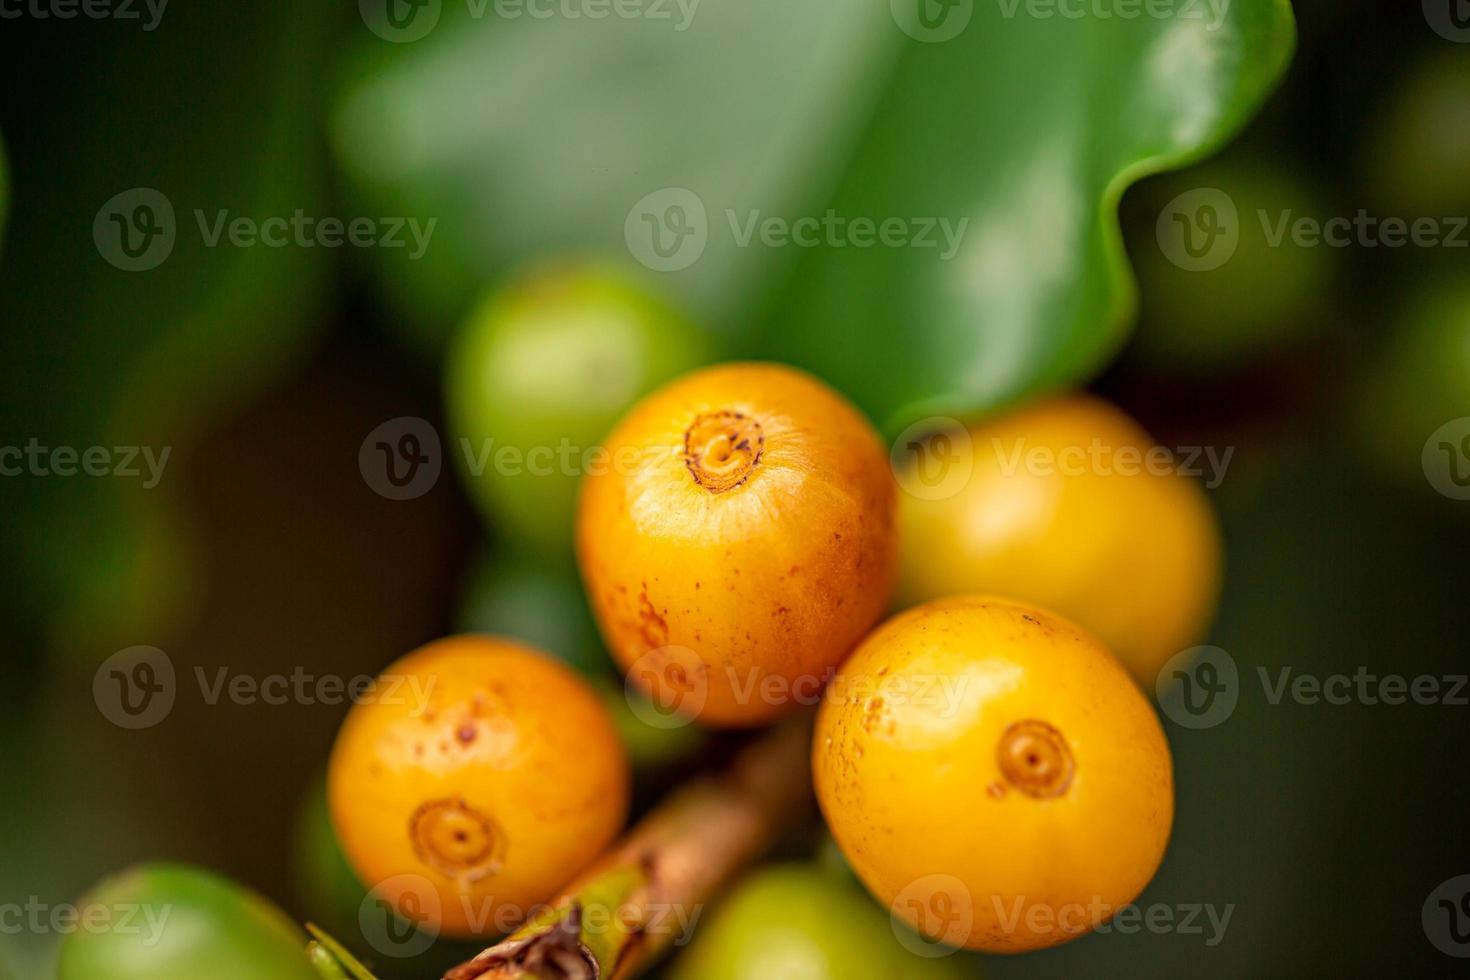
[443,716,814,980]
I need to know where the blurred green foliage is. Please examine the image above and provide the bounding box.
[0,1,341,658]
[1363,48,1470,217]
[0,128,8,251]
[455,550,612,675]
[333,0,1295,431]
[1129,154,1335,370]
[13,2,1470,978]
[1353,283,1470,489]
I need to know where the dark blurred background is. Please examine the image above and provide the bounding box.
[2,1,1469,977]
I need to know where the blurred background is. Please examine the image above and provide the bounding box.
[1,1,1468,977]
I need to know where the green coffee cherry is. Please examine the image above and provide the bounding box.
[446,261,710,557]
[1353,283,1470,490]
[56,864,318,980]
[671,865,969,980]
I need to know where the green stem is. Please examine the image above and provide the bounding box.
[306,924,382,980]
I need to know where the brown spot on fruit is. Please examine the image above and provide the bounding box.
[684,410,764,492]
[637,588,669,648]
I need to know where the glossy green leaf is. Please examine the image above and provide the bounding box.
[764,1,1297,430]
[334,1,1293,429]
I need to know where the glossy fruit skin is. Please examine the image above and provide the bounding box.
[898,395,1221,686]
[671,865,966,980]
[577,362,899,727]
[327,635,629,938]
[56,863,318,980]
[814,596,1174,954]
[447,260,710,557]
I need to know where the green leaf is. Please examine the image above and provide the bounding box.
[305,927,381,980]
[764,1,1297,430]
[331,1,899,347]
[333,2,1294,427]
